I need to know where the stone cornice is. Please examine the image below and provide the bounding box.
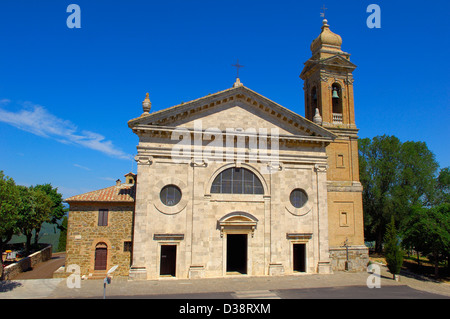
[327,181,363,192]
[132,124,334,145]
[128,85,337,140]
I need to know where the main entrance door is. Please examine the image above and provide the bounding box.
[160,245,177,276]
[293,243,306,272]
[226,234,247,274]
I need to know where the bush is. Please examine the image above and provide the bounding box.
[384,216,404,279]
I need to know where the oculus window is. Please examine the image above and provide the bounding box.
[290,189,308,208]
[160,185,182,206]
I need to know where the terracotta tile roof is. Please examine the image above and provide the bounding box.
[65,184,135,203]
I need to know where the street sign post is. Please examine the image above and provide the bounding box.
[103,265,118,299]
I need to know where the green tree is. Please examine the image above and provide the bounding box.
[32,184,66,240]
[403,203,450,277]
[16,185,35,253]
[57,216,68,252]
[396,141,439,207]
[0,171,20,279]
[29,187,53,247]
[384,216,404,279]
[436,167,450,204]
[359,135,401,252]
[16,186,53,252]
[402,205,427,267]
[359,135,440,252]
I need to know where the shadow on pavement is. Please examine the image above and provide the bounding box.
[0,280,22,293]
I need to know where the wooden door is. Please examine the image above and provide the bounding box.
[95,247,107,270]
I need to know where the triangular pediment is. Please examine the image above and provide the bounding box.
[300,55,356,79]
[321,55,357,69]
[128,85,336,140]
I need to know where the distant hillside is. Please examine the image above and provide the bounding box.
[9,222,63,253]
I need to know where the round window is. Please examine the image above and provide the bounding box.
[290,189,308,209]
[160,185,182,207]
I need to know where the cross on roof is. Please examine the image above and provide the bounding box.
[231,59,244,79]
[320,5,328,18]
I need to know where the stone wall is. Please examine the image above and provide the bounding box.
[3,245,52,280]
[329,245,369,272]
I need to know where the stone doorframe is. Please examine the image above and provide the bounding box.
[286,233,313,274]
[153,234,184,278]
[218,212,258,277]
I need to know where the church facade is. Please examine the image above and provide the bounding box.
[64,19,368,280]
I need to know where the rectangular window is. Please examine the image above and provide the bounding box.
[98,209,109,226]
[124,241,132,252]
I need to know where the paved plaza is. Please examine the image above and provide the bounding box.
[1,265,449,299]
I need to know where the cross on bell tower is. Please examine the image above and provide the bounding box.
[320,4,328,18]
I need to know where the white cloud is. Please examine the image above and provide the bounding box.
[73,164,91,171]
[0,101,132,160]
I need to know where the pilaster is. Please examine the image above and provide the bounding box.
[314,164,332,274]
[128,155,153,280]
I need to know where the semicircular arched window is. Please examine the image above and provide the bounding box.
[211,167,264,195]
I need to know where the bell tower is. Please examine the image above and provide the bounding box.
[300,19,357,128]
[300,19,368,271]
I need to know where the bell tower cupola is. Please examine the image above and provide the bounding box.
[300,19,357,130]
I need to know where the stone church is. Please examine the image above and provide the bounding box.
[64,19,369,280]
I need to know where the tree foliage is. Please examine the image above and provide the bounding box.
[0,171,20,279]
[359,135,439,252]
[0,171,65,279]
[32,184,66,227]
[16,185,35,253]
[30,184,66,244]
[436,167,450,205]
[0,171,20,244]
[384,216,404,278]
[57,216,68,252]
[403,203,450,277]
[359,135,402,252]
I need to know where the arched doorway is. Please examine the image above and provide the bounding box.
[94,242,108,271]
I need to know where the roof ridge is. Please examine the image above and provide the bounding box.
[64,184,116,201]
[65,183,135,202]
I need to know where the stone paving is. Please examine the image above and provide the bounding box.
[1,265,449,299]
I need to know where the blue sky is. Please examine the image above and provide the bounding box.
[0,0,449,199]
